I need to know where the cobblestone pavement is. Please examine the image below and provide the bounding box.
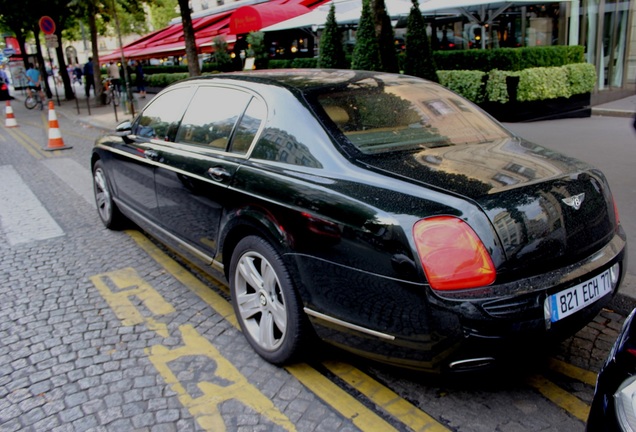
[0,97,631,431]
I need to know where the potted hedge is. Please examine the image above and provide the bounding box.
[437,62,596,122]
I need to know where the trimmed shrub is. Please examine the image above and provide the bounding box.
[437,70,486,103]
[268,60,294,69]
[564,62,596,95]
[351,0,382,71]
[517,67,570,102]
[291,58,319,68]
[433,45,585,72]
[485,69,520,104]
[145,73,189,87]
[319,3,347,69]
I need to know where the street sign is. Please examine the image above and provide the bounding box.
[39,16,56,35]
[45,34,59,49]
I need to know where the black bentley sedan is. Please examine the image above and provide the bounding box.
[91,70,627,372]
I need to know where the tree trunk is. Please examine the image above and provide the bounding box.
[178,0,200,76]
[54,27,74,101]
[33,27,52,99]
[88,13,104,104]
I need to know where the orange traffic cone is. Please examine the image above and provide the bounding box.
[5,100,18,128]
[45,101,72,151]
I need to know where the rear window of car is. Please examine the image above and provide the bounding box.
[314,76,511,155]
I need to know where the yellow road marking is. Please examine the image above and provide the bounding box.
[126,230,411,431]
[148,325,297,432]
[90,266,295,432]
[323,361,450,431]
[2,126,44,159]
[548,358,598,387]
[127,230,238,327]
[90,267,175,326]
[286,363,399,432]
[526,375,590,422]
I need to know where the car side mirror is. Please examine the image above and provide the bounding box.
[115,120,133,143]
[115,120,132,135]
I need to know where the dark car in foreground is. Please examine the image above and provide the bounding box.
[91,69,627,373]
[588,308,636,431]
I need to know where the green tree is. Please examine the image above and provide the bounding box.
[373,0,398,72]
[246,31,267,69]
[148,0,179,30]
[404,0,437,81]
[351,0,381,71]
[318,3,346,69]
[213,36,232,72]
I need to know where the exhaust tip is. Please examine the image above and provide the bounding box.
[448,357,496,372]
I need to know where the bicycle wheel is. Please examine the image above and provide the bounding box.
[25,95,37,110]
[104,92,112,106]
[112,89,120,107]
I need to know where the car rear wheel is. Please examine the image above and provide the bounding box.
[93,160,126,229]
[230,236,307,365]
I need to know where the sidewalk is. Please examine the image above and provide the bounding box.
[52,91,150,131]
[592,94,636,118]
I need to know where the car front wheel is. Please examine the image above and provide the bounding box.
[93,160,126,229]
[230,236,307,365]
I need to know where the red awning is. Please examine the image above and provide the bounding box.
[230,1,310,35]
[101,0,328,61]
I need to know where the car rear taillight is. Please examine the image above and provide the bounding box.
[413,216,496,290]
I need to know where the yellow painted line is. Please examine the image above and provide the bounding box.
[548,358,598,387]
[127,230,238,327]
[90,266,295,432]
[526,375,590,422]
[286,363,399,432]
[323,361,449,431]
[147,324,297,432]
[90,267,175,326]
[127,230,405,432]
[3,126,43,159]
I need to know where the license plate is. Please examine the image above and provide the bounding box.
[546,269,612,323]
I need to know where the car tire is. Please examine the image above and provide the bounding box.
[92,160,126,229]
[230,236,307,365]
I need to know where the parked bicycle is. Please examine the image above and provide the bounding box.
[24,90,44,110]
[103,77,120,107]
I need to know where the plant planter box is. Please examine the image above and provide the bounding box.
[480,92,591,122]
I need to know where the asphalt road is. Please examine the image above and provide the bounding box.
[0,103,630,431]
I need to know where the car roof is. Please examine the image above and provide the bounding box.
[180,69,421,94]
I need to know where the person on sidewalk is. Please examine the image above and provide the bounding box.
[84,57,95,98]
[107,61,121,93]
[133,60,146,98]
[25,63,45,109]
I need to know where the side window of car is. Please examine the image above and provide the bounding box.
[230,97,266,155]
[175,87,251,150]
[132,88,192,141]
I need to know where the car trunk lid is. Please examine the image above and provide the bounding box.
[359,138,617,273]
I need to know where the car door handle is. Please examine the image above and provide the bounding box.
[207,167,230,182]
[144,149,159,161]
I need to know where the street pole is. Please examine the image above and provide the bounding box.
[111,0,135,118]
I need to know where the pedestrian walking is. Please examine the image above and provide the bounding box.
[107,61,121,92]
[134,60,146,98]
[84,57,95,98]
